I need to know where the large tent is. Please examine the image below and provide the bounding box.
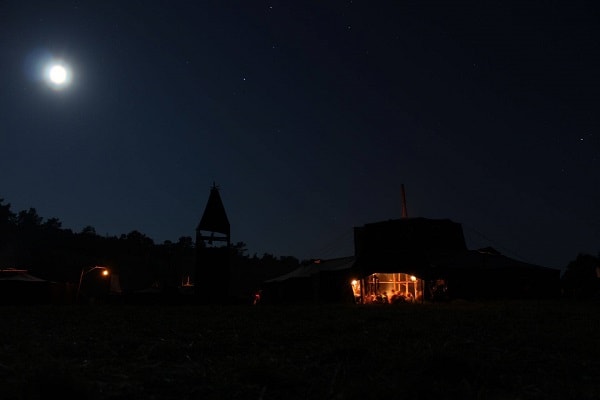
[261,218,561,304]
[352,218,560,301]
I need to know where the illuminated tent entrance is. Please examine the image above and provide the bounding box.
[352,272,424,304]
[351,218,467,304]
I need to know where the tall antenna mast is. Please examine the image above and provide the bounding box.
[401,184,408,218]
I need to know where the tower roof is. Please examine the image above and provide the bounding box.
[196,183,230,235]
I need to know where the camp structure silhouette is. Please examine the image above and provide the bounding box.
[195,182,232,304]
[261,185,561,304]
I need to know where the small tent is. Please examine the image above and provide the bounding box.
[0,268,52,304]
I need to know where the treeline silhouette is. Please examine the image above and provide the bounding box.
[2,198,598,302]
[0,198,301,297]
[562,253,600,300]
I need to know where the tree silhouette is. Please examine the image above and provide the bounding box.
[0,197,307,302]
[16,208,43,228]
[562,253,600,299]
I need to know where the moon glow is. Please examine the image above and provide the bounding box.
[45,61,72,89]
[49,65,67,84]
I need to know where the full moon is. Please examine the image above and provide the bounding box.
[45,61,72,89]
[49,65,67,84]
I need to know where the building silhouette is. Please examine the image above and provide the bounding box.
[195,183,231,304]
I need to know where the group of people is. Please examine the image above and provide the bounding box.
[365,289,416,304]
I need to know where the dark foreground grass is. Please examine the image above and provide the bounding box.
[0,300,598,400]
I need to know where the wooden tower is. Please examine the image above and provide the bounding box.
[195,182,231,304]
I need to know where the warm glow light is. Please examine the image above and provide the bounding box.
[351,280,358,286]
[410,275,417,282]
[77,265,110,302]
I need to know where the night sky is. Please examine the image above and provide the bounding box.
[1,1,598,271]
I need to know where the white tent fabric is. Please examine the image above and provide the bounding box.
[0,269,46,282]
[265,257,355,283]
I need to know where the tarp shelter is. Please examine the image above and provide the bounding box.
[0,268,53,304]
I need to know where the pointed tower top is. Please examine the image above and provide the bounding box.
[197,183,230,235]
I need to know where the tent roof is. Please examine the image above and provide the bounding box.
[354,217,468,258]
[0,269,46,282]
[352,217,468,276]
[435,248,556,272]
[265,256,355,282]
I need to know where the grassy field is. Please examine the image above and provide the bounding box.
[0,300,598,400]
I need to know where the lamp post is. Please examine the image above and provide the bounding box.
[76,266,109,303]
